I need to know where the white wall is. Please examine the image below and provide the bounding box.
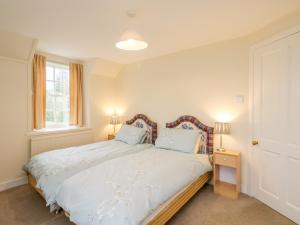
[87,74,116,141]
[0,32,36,187]
[0,59,29,184]
[84,59,122,141]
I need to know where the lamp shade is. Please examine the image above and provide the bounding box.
[110,115,120,125]
[115,30,148,51]
[214,122,231,134]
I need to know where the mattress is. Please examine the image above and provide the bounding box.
[24,140,152,209]
[56,148,212,225]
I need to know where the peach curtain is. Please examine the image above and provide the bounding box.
[69,63,83,126]
[32,54,46,129]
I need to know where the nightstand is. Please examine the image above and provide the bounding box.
[213,150,241,199]
[108,134,115,140]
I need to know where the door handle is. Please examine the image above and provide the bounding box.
[252,140,259,146]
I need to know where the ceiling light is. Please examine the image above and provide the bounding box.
[116,37,148,51]
[115,11,148,51]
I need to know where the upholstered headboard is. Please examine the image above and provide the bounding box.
[166,115,214,154]
[126,114,158,144]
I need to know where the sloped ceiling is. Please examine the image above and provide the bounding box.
[0,31,36,61]
[85,58,123,78]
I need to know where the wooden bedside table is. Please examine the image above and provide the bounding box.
[107,134,115,140]
[213,150,241,199]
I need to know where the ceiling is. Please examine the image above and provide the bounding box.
[0,0,300,64]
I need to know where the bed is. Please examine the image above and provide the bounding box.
[25,114,158,210]
[57,115,214,225]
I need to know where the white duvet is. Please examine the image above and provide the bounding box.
[56,148,212,225]
[24,140,152,209]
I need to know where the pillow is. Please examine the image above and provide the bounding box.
[155,128,200,153]
[197,131,207,154]
[194,135,201,153]
[115,124,147,145]
[194,132,207,154]
[139,132,148,144]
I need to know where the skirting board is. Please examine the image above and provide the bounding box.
[0,176,28,192]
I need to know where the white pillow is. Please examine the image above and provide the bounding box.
[194,135,201,154]
[155,128,200,153]
[115,124,147,145]
[139,132,148,144]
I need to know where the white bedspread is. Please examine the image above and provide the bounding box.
[24,140,152,208]
[56,148,212,225]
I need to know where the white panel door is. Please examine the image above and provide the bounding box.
[285,33,300,223]
[253,32,300,224]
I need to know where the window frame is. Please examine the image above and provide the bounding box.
[45,61,70,129]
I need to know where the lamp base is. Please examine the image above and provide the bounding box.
[108,134,115,140]
[216,148,226,152]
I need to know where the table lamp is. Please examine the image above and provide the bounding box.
[214,122,231,151]
[110,114,120,135]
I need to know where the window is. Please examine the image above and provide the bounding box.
[45,62,70,129]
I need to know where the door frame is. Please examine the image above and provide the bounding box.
[248,24,300,196]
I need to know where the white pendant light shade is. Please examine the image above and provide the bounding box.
[116,39,148,51]
[116,30,148,51]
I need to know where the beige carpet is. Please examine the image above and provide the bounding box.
[0,184,295,225]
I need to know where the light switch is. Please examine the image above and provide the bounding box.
[235,95,244,103]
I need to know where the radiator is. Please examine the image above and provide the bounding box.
[29,128,94,156]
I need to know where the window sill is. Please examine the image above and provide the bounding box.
[27,127,93,137]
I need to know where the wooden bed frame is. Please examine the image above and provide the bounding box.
[28,174,44,198]
[28,115,214,225]
[29,171,212,224]
[144,171,212,225]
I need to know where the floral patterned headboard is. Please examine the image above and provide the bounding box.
[126,114,158,144]
[166,115,214,154]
